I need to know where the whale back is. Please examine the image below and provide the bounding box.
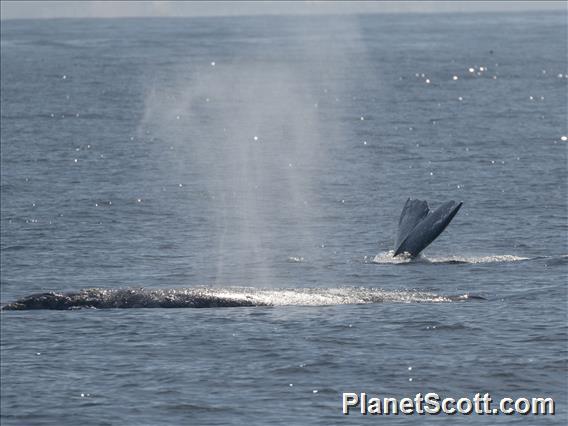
[394,199,462,257]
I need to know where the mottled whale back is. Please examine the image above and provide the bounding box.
[394,198,462,257]
[0,287,483,311]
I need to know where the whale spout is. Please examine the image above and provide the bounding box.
[393,198,462,257]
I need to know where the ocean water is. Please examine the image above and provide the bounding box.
[1,12,567,425]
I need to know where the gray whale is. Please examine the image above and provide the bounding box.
[1,287,484,310]
[394,198,462,257]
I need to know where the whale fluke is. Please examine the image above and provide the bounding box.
[394,198,462,257]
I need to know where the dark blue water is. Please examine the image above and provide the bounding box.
[1,12,567,424]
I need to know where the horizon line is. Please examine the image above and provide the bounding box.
[1,1,566,21]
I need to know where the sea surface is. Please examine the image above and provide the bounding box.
[1,12,567,425]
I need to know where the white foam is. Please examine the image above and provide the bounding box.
[372,250,414,264]
[372,251,529,265]
[425,254,530,264]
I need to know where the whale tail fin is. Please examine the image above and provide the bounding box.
[393,199,462,257]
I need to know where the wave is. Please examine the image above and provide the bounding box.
[372,250,531,265]
[0,287,485,311]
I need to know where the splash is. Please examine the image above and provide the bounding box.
[1,287,483,310]
[372,250,415,264]
[372,250,530,264]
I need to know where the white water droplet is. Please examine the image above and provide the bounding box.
[452,75,458,80]
[211,61,215,66]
